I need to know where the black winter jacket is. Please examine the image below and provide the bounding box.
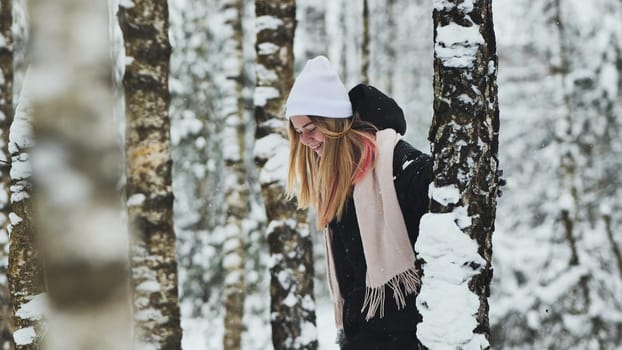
[328,85,433,349]
[330,140,431,350]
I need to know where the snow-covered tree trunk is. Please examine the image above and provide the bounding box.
[295,0,327,69]
[118,1,182,348]
[26,0,131,349]
[220,0,248,349]
[7,82,43,350]
[168,1,223,333]
[335,0,363,87]
[370,0,397,95]
[551,0,591,321]
[361,0,369,84]
[0,0,14,347]
[415,0,499,348]
[254,1,318,349]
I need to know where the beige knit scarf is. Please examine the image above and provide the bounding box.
[323,128,421,329]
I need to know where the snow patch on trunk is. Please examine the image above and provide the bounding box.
[415,208,489,349]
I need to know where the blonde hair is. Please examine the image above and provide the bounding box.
[286,114,377,228]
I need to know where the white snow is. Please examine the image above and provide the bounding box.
[223,252,242,269]
[8,75,34,202]
[282,291,298,307]
[536,266,588,304]
[224,270,241,285]
[259,147,289,185]
[124,55,135,66]
[256,64,279,83]
[415,209,489,349]
[13,326,37,346]
[127,193,146,207]
[14,293,47,321]
[277,269,292,289]
[457,0,475,13]
[257,42,280,56]
[433,0,455,11]
[265,218,298,237]
[316,298,339,350]
[0,184,7,205]
[435,23,484,68]
[8,212,23,226]
[429,183,461,206]
[255,16,283,33]
[136,281,161,293]
[223,237,241,251]
[599,62,618,98]
[296,320,318,347]
[134,308,168,323]
[194,136,206,149]
[0,228,7,245]
[402,159,413,170]
[119,0,135,9]
[254,86,280,107]
[254,134,289,185]
[557,192,575,212]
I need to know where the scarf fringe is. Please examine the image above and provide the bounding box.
[362,266,421,321]
[334,296,344,329]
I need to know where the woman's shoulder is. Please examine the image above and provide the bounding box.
[392,140,431,178]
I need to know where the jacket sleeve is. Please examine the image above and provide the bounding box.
[394,148,433,247]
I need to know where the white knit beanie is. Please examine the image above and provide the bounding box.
[285,56,352,119]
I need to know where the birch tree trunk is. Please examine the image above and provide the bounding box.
[26,0,131,349]
[221,0,248,349]
[0,0,14,347]
[296,0,327,65]
[118,1,182,348]
[379,0,397,95]
[254,1,318,349]
[416,0,499,348]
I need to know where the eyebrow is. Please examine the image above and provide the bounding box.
[295,121,314,131]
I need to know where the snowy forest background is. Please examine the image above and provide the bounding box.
[0,0,621,349]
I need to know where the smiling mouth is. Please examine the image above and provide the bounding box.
[310,143,322,152]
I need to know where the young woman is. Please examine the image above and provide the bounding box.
[285,56,432,350]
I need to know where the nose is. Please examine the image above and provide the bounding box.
[300,132,312,145]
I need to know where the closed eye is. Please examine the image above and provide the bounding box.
[296,127,316,134]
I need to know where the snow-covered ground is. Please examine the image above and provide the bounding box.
[181,296,337,350]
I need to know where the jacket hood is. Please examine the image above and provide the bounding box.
[348,84,406,135]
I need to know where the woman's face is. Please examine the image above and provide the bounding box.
[291,115,325,155]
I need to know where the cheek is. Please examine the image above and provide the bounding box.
[315,132,325,142]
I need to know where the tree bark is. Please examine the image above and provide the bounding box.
[118,1,182,348]
[0,0,15,347]
[254,1,318,349]
[7,81,43,350]
[418,0,500,348]
[26,0,132,349]
[221,0,248,349]
[7,96,41,350]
